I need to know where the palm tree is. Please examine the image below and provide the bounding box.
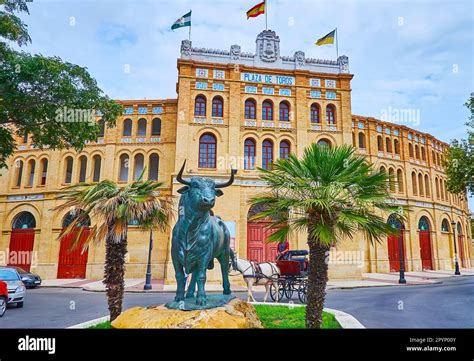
[250,144,402,328]
[54,179,173,321]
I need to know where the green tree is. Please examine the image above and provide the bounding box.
[444,95,474,197]
[54,180,173,321]
[0,0,122,169]
[250,144,400,329]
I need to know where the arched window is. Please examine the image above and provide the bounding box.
[39,158,48,186]
[418,173,424,196]
[199,133,217,168]
[280,140,290,159]
[326,105,336,124]
[457,222,463,235]
[244,99,256,120]
[431,150,435,164]
[411,172,417,195]
[133,154,145,180]
[387,214,403,230]
[194,95,206,117]
[137,118,147,136]
[151,118,161,136]
[385,138,392,153]
[27,159,35,187]
[92,155,101,182]
[262,139,274,170]
[262,100,273,121]
[317,139,331,147]
[212,96,224,117]
[424,175,430,197]
[409,143,414,158]
[415,145,420,159]
[279,101,290,121]
[244,138,256,170]
[22,132,28,144]
[380,166,386,174]
[119,154,129,182]
[14,160,24,187]
[394,139,400,155]
[421,146,426,161]
[436,153,440,166]
[78,156,87,183]
[441,219,450,232]
[435,178,440,199]
[310,104,320,123]
[358,132,366,149]
[440,179,445,200]
[377,136,383,152]
[352,132,356,146]
[389,168,395,192]
[418,216,430,231]
[62,210,91,228]
[397,169,404,192]
[64,156,74,184]
[97,119,105,137]
[12,211,36,229]
[148,153,159,180]
[123,119,132,136]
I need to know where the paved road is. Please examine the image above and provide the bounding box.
[0,276,472,328]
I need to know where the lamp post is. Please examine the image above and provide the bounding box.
[451,220,461,275]
[144,229,153,290]
[398,230,406,284]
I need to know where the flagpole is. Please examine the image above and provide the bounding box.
[335,27,339,60]
[189,9,192,41]
[265,0,268,30]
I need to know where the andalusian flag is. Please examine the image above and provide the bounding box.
[171,10,192,30]
[247,1,265,19]
[315,29,336,46]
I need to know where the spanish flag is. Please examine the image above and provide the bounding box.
[247,1,265,19]
[315,29,336,46]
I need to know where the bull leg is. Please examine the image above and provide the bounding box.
[174,266,186,302]
[218,254,231,295]
[196,267,207,306]
[186,272,197,299]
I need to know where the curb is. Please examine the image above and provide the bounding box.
[67,315,110,329]
[250,301,365,329]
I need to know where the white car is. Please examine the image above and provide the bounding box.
[0,267,26,308]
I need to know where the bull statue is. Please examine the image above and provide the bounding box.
[171,161,237,306]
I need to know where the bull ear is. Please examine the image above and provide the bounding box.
[215,189,224,197]
[177,186,189,194]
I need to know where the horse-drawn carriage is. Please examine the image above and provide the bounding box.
[270,250,309,303]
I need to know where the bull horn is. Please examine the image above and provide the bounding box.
[215,168,237,188]
[176,161,191,185]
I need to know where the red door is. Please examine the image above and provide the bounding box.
[247,221,278,262]
[458,235,466,268]
[8,229,35,271]
[419,231,433,270]
[57,228,90,279]
[387,234,405,272]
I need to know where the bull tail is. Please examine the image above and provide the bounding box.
[230,248,237,271]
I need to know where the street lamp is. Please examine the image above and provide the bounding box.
[144,229,153,290]
[451,220,461,275]
[398,230,406,284]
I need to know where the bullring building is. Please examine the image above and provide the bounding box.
[0,30,471,283]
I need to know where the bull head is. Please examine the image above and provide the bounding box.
[176,161,237,211]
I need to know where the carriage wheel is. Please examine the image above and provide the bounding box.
[270,281,285,302]
[284,282,294,299]
[298,280,307,304]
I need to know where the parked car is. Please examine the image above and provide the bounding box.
[0,281,7,317]
[0,267,25,308]
[13,267,42,288]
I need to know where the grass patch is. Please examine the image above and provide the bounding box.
[89,321,112,329]
[254,305,341,329]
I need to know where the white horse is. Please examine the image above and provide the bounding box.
[232,258,280,303]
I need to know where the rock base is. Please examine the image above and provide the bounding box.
[165,294,235,310]
[111,298,263,329]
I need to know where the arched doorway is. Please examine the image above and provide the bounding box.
[8,211,36,271]
[457,222,466,268]
[418,216,433,270]
[387,214,405,272]
[246,205,278,262]
[57,211,91,279]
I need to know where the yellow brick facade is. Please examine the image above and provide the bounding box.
[0,31,471,282]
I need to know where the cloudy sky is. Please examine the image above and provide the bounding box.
[13,0,474,209]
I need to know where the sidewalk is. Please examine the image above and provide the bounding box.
[41,268,474,293]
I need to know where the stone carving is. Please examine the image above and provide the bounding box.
[181,40,192,56]
[294,51,305,67]
[256,30,280,63]
[230,44,241,60]
[338,55,349,73]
